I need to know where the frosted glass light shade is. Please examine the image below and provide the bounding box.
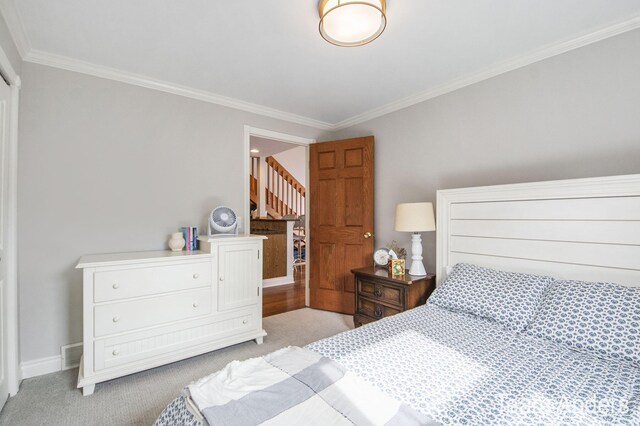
[395,202,436,233]
[319,0,386,47]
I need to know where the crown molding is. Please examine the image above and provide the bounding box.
[333,13,640,130]
[1,0,334,130]
[0,0,31,58]
[23,49,334,130]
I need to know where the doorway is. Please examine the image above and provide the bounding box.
[243,126,314,317]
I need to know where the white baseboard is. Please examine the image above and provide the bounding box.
[20,355,62,380]
[263,276,295,288]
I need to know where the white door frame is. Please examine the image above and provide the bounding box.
[0,45,20,396]
[243,126,315,305]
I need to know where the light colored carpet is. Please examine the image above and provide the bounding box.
[0,308,352,426]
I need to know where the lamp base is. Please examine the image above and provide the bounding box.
[408,233,427,276]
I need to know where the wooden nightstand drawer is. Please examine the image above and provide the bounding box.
[357,297,402,320]
[358,279,403,307]
[351,267,435,328]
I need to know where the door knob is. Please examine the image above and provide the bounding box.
[363,232,373,239]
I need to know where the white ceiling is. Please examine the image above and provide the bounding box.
[4,0,640,128]
[250,136,299,158]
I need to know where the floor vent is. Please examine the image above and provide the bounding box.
[61,343,83,370]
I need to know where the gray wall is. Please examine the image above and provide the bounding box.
[334,29,640,274]
[0,12,21,76]
[18,62,331,362]
[17,28,640,363]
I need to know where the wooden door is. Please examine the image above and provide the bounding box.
[309,137,374,314]
[0,76,10,409]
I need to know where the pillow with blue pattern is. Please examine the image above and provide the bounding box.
[428,263,555,332]
[526,280,640,365]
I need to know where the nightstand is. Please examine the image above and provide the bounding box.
[352,266,436,327]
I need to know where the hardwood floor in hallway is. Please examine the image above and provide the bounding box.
[263,265,306,317]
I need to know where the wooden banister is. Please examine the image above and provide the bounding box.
[265,156,305,218]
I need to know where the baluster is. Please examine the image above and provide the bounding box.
[278,171,284,216]
[271,165,274,208]
[284,175,287,214]
[267,163,271,209]
[277,170,281,215]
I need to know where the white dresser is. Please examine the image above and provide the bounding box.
[76,235,266,395]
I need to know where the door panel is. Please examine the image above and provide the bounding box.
[318,179,337,225]
[218,244,259,311]
[344,177,364,226]
[310,137,374,314]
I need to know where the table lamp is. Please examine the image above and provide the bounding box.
[394,202,436,276]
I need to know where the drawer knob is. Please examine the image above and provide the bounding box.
[112,283,119,289]
[193,302,199,308]
[374,287,383,298]
[219,277,224,282]
[242,319,248,325]
[374,306,383,318]
[193,273,200,279]
[112,316,120,323]
[112,349,120,356]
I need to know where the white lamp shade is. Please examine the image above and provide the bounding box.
[394,202,436,233]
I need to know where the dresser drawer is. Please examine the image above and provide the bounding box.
[94,261,211,303]
[94,288,212,337]
[357,297,402,320]
[357,278,403,307]
[94,310,257,371]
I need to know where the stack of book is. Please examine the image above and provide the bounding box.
[181,226,199,251]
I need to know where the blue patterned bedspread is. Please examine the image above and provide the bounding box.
[156,304,640,425]
[308,304,640,425]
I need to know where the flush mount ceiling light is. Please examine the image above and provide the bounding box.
[318,0,386,47]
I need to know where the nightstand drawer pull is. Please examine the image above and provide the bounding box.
[373,305,383,318]
[373,287,383,298]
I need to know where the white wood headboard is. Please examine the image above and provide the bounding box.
[436,174,640,287]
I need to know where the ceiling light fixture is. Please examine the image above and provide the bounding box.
[318,0,386,47]
[250,148,260,153]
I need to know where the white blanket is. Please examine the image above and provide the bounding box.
[187,346,436,426]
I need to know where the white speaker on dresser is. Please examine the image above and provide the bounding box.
[76,235,266,396]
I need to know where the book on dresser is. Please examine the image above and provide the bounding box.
[75,234,266,396]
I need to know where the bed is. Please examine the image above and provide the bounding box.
[155,174,640,425]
